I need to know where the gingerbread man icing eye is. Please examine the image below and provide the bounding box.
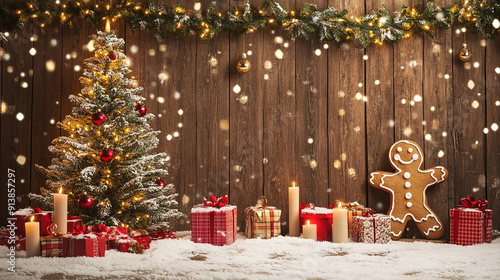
[397,147,403,152]
[408,148,413,153]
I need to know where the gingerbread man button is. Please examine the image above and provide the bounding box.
[368,140,447,240]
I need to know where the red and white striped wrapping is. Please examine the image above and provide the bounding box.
[191,205,237,246]
[450,208,493,246]
[40,235,70,257]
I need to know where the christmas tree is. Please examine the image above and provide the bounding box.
[31,30,182,229]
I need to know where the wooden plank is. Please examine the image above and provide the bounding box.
[196,0,230,220]
[365,0,395,215]
[31,26,63,201]
[328,0,366,206]
[229,0,265,232]
[486,37,500,231]
[422,0,454,239]
[393,0,424,238]
[261,0,296,235]
[295,0,329,210]
[451,29,486,205]
[1,0,33,226]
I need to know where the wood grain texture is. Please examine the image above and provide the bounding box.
[486,37,500,230]
[328,0,366,206]
[295,0,329,213]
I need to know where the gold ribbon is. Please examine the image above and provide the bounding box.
[255,196,268,209]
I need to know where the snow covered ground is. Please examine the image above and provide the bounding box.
[1,233,499,280]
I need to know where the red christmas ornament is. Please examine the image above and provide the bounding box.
[156,178,165,188]
[108,50,118,60]
[91,111,106,126]
[78,195,93,210]
[100,148,114,163]
[134,103,147,117]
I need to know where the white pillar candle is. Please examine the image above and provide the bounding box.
[303,220,317,241]
[332,202,348,243]
[288,182,300,237]
[53,187,68,234]
[25,216,40,257]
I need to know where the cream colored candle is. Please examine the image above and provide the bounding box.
[303,220,317,241]
[25,216,40,257]
[53,187,68,234]
[332,202,348,243]
[288,182,300,237]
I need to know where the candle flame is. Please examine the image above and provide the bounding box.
[105,19,111,33]
[31,215,35,222]
[59,187,63,194]
[292,181,296,188]
[338,201,342,208]
[307,220,310,226]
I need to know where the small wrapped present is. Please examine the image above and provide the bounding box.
[150,228,176,240]
[115,236,136,253]
[13,207,52,236]
[62,233,105,257]
[128,229,150,251]
[300,203,332,241]
[352,212,391,244]
[100,225,128,250]
[191,195,237,246]
[67,215,82,232]
[340,201,371,238]
[245,196,281,239]
[450,196,493,246]
[41,234,70,257]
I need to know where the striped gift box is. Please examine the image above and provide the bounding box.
[41,235,69,257]
[450,208,493,246]
[245,206,281,239]
[191,205,237,246]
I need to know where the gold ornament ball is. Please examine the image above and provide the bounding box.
[236,54,251,74]
[0,47,5,61]
[458,45,471,62]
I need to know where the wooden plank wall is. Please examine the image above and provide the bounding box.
[1,0,499,238]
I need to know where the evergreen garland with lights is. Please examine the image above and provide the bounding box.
[30,30,182,229]
[0,0,499,47]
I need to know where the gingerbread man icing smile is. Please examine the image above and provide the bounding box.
[369,140,447,240]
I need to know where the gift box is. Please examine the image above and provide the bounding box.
[191,196,237,246]
[41,235,70,257]
[115,236,136,252]
[352,214,391,244]
[343,202,371,239]
[128,229,150,251]
[102,226,128,250]
[63,234,106,257]
[245,197,281,239]
[13,208,52,236]
[450,208,493,246]
[67,215,82,232]
[300,206,332,241]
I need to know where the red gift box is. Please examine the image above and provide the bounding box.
[128,229,150,252]
[13,208,52,236]
[450,208,493,246]
[41,235,69,257]
[63,234,106,257]
[115,237,135,252]
[191,205,237,246]
[67,215,82,232]
[300,207,332,241]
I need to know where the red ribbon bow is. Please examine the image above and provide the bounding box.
[300,203,316,210]
[92,223,107,234]
[32,207,42,214]
[72,223,107,235]
[362,209,375,217]
[150,228,176,240]
[203,195,229,208]
[459,195,488,211]
[72,225,90,235]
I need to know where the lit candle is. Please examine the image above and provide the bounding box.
[303,220,317,241]
[25,216,40,257]
[53,187,68,234]
[105,19,111,33]
[288,182,300,236]
[332,202,348,243]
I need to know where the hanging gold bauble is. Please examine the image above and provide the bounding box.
[236,53,251,74]
[0,47,5,61]
[458,43,471,62]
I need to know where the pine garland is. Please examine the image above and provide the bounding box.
[0,0,499,46]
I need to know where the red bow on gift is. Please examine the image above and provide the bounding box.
[32,207,42,214]
[92,223,107,234]
[150,228,176,240]
[362,209,375,217]
[72,223,107,235]
[203,195,228,208]
[300,203,316,210]
[72,225,90,235]
[459,195,488,211]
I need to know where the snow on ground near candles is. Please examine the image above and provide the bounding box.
[1,234,499,280]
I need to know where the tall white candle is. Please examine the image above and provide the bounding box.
[53,187,68,234]
[25,216,40,257]
[288,182,300,237]
[303,220,317,241]
[332,202,348,243]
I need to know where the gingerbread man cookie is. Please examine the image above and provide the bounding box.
[368,140,447,240]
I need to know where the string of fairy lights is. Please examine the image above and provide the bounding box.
[0,0,499,47]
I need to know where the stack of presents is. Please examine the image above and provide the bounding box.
[0,207,175,257]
